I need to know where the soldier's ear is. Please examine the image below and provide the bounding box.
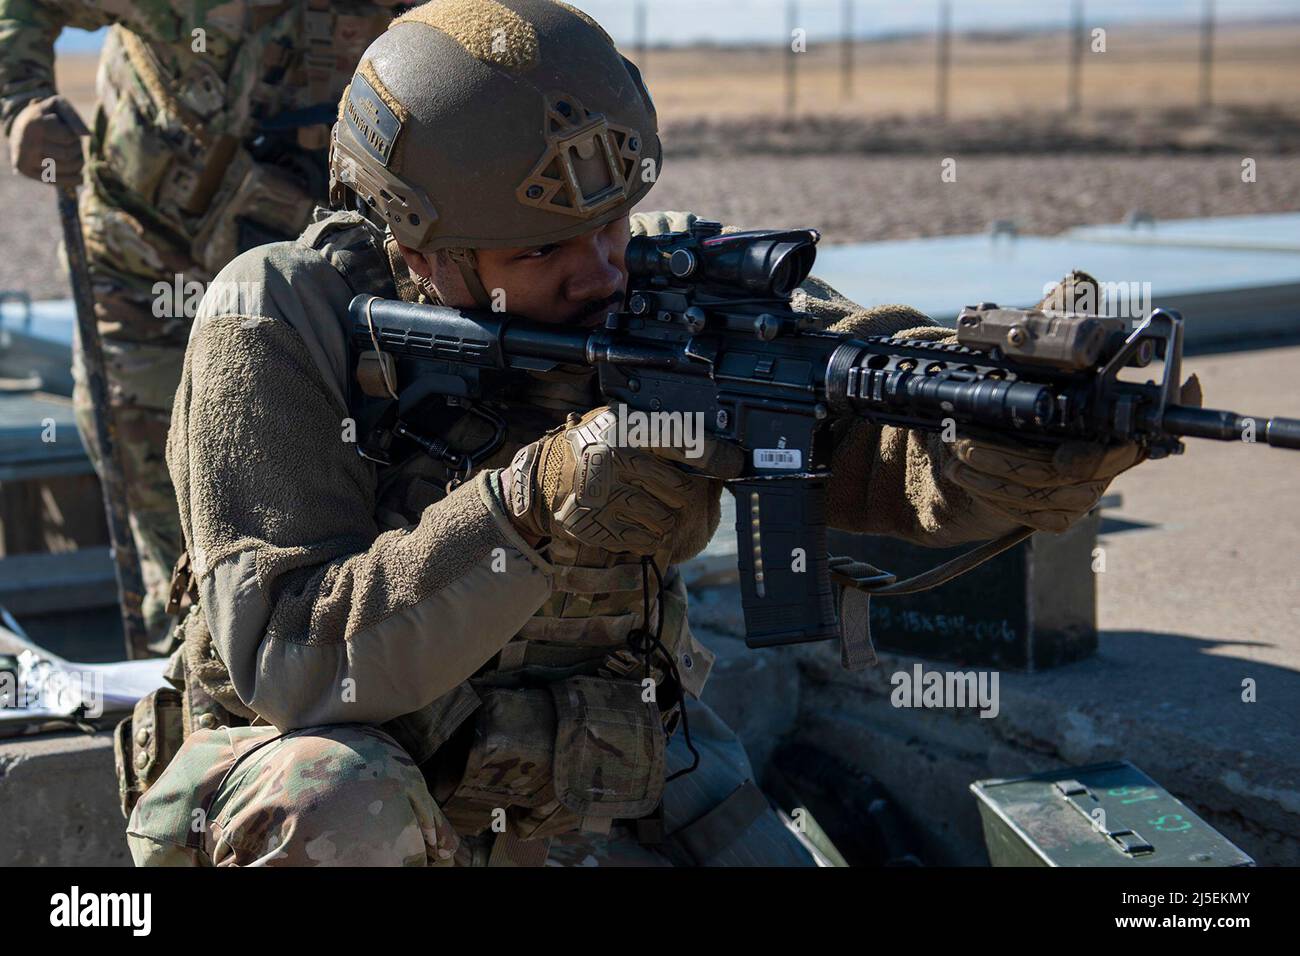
[396,243,433,279]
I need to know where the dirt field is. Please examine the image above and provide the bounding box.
[43,20,1300,123]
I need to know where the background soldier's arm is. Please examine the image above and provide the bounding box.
[0,0,120,133]
[169,244,555,732]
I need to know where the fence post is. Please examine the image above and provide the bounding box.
[786,0,799,116]
[1068,0,1083,112]
[634,0,647,69]
[841,0,854,100]
[1199,0,1215,110]
[936,0,951,122]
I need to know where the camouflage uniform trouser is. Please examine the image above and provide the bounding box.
[126,698,815,867]
[71,187,203,648]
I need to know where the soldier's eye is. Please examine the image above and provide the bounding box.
[517,244,558,260]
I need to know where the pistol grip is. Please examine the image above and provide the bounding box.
[731,478,839,647]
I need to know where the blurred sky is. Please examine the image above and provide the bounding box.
[53,0,1300,52]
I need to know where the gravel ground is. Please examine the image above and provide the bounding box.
[640,152,1300,245]
[0,168,71,301]
[660,106,1300,157]
[2,151,1298,300]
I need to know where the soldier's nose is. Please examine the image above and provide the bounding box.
[564,252,623,305]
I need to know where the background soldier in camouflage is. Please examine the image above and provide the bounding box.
[1,0,402,649]
[117,0,1153,867]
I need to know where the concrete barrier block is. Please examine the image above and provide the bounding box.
[0,731,129,866]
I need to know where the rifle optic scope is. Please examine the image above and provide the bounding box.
[626,221,820,299]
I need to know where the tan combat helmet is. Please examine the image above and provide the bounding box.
[328,0,660,304]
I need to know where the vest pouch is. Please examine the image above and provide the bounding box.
[113,687,184,819]
[383,681,481,767]
[437,676,667,839]
[597,571,716,705]
[191,150,315,273]
[112,716,139,819]
[95,28,175,207]
[444,686,557,814]
[550,675,666,819]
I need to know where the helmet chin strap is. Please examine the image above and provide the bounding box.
[447,248,493,311]
[410,271,442,304]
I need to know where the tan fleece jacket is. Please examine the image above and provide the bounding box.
[169,235,555,731]
[169,208,1018,732]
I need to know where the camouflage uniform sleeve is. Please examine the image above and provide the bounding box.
[0,0,187,131]
[169,241,555,731]
[0,0,114,131]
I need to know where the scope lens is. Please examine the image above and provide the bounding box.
[769,258,794,297]
[669,248,697,278]
[766,242,816,297]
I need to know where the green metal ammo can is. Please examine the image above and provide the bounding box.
[970,761,1254,867]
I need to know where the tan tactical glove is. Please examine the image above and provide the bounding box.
[943,439,1143,534]
[824,282,1205,541]
[503,406,744,556]
[8,95,88,182]
[944,271,1204,534]
[945,375,1202,533]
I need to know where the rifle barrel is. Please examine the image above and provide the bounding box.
[1162,405,1300,449]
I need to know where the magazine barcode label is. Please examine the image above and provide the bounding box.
[754,448,802,470]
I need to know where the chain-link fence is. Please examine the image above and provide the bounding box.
[587,0,1300,122]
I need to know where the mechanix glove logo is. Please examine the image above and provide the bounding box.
[558,409,617,523]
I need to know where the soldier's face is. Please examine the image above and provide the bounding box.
[406,217,630,325]
[476,216,631,325]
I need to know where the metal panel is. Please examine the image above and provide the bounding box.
[810,219,1300,348]
[0,391,91,481]
[1,298,78,397]
[0,547,117,615]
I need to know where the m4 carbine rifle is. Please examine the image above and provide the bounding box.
[346,219,1300,652]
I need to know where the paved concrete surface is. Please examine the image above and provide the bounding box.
[1096,343,1300,647]
[792,634,1299,865]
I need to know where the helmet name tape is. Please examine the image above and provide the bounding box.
[345,73,402,168]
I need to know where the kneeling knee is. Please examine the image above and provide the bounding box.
[214,725,438,866]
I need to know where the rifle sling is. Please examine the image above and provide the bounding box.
[840,525,1035,598]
